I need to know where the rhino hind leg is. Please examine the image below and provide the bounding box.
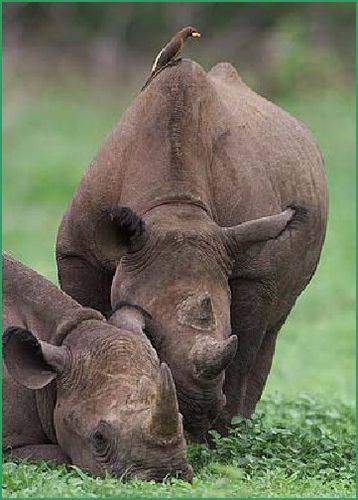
[5,444,70,465]
[56,254,113,314]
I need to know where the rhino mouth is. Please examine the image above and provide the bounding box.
[110,463,193,482]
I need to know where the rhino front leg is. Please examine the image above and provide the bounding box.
[242,316,289,416]
[213,277,275,435]
[56,254,113,315]
[5,444,70,465]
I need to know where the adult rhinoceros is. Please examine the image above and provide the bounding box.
[3,253,192,480]
[56,60,328,442]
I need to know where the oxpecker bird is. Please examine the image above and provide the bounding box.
[141,26,201,91]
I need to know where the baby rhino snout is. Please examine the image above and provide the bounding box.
[127,464,193,482]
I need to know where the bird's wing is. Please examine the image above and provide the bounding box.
[151,47,166,72]
[151,39,182,73]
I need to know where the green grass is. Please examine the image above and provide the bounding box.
[2,78,355,497]
[3,396,355,498]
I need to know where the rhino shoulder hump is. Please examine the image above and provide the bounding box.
[149,58,210,94]
[208,62,245,87]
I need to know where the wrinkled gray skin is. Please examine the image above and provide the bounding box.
[2,253,192,481]
[56,60,328,442]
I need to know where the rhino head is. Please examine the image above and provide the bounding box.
[96,204,294,441]
[3,304,192,480]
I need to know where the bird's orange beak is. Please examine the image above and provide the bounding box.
[192,32,201,38]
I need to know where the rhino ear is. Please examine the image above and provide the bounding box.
[3,326,68,389]
[109,207,146,248]
[224,208,295,249]
[94,206,148,262]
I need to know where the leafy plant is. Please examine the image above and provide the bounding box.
[3,395,355,498]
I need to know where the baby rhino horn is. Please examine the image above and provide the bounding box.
[149,363,180,439]
[191,335,238,380]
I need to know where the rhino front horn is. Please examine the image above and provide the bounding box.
[149,363,180,439]
[191,335,238,380]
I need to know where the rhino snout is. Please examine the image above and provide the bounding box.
[131,464,193,482]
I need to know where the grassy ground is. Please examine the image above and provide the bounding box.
[3,396,355,498]
[2,77,355,497]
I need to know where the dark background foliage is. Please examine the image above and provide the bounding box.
[3,2,355,95]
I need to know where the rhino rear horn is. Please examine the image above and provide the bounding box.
[108,302,151,334]
[191,335,238,380]
[149,363,180,439]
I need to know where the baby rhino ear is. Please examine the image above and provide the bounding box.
[3,326,68,389]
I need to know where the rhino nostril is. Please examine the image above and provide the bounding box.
[200,294,212,311]
[111,466,132,481]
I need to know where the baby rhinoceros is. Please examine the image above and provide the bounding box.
[2,252,192,481]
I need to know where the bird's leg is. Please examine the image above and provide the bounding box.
[141,58,183,92]
[155,58,181,76]
[168,57,182,66]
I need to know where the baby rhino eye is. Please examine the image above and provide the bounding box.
[91,422,111,453]
[93,431,105,446]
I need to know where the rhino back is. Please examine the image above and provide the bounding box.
[207,62,327,226]
[63,60,327,298]
[206,63,327,312]
[68,61,220,221]
[71,60,327,221]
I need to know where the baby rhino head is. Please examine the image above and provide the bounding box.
[3,304,192,482]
